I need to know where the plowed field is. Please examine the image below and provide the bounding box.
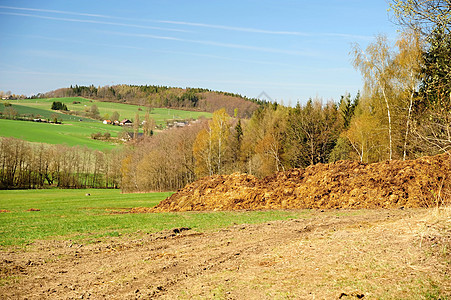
[1,209,450,299]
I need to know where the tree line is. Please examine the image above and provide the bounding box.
[0,138,122,189]
[121,100,352,193]
[2,1,449,192]
[121,1,451,192]
[39,84,263,118]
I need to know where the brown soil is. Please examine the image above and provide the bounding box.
[147,153,450,213]
[26,208,41,212]
[1,209,449,299]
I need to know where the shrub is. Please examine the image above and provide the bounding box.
[91,132,102,140]
[51,101,68,111]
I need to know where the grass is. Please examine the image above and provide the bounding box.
[9,97,212,125]
[0,189,309,247]
[0,97,212,150]
[0,102,92,122]
[0,119,121,150]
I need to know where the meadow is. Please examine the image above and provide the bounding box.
[0,189,309,247]
[0,119,121,150]
[0,97,212,150]
[9,97,212,124]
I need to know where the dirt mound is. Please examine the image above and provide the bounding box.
[147,153,450,212]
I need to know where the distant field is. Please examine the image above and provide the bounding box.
[0,97,212,150]
[0,119,121,150]
[0,102,93,122]
[10,97,212,124]
[0,189,307,247]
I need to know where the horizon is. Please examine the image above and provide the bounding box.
[0,1,399,104]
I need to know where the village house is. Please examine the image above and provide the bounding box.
[120,132,144,141]
[119,119,132,126]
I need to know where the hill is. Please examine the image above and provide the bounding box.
[142,153,450,212]
[8,97,211,125]
[41,84,262,118]
[0,97,212,150]
[0,119,120,150]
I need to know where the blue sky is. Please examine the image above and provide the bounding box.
[0,0,399,104]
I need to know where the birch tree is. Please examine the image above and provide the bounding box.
[389,0,451,36]
[193,109,231,177]
[352,35,395,160]
[394,29,424,160]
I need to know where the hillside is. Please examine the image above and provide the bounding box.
[143,153,450,212]
[41,84,262,118]
[0,97,212,150]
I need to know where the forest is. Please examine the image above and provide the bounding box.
[39,84,263,118]
[1,1,450,191]
[0,138,122,189]
[120,1,451,192]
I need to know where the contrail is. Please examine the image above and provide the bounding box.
[104,31,316,56]
[0,11,191,33]
[0,5,112,18]
[0,5,372,40]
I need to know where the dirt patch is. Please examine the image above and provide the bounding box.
[26,208,40,212]
[81,207,133,214]
[0,209,449,299]
[146,153,450,212]
[0,210,10,213]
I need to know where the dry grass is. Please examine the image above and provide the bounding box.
[1,209,449,299]
[164,209,450,299]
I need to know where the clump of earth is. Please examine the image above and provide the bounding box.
[135,153,450,213]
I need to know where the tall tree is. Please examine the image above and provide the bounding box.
[232,119,243,162]
[338,92,360,129]
[286,99,342,167]
[242,104,288,176]
[133,113,140,140]
[420,26,451,107]
[342,97,387,163]
[143,110,155,136]
[389,0,451,36]
[390,1,451,154]
[352,35,395,160]
[393,29,424,160]
[413,27,451,153]
[193,109,231,177]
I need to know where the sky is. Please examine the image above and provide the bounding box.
[0,0,399,104]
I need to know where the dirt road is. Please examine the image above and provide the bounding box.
[1,208,449,299]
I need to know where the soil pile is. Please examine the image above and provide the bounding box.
[148,153,450,212]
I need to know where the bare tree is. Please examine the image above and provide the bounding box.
[393,30,424,160]
[390,0,451,36]
[352,36,395,160]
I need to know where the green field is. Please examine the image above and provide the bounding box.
[0,189,308,247]
[0,102,93,122]
[8,97,211,124]
[0,97,212,150]
[0,119,121,150]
